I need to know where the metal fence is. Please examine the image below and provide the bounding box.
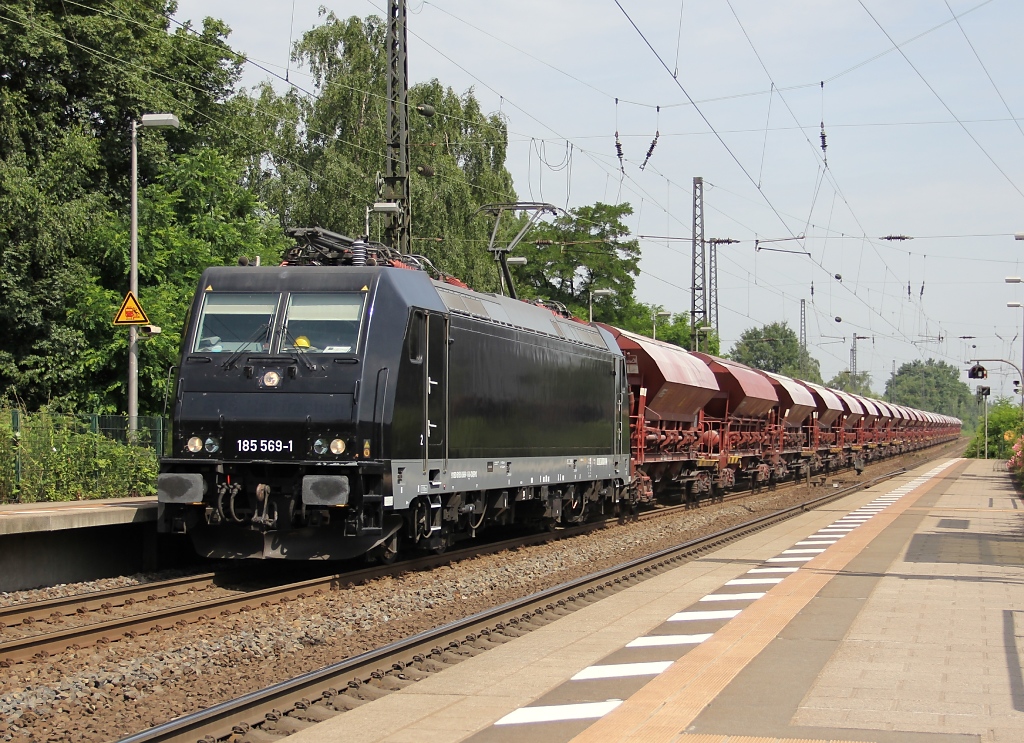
[1,410,166,503]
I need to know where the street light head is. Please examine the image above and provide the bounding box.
[655,311,671,318]
[1009,302,1023,308]
[591,288,616,298]
[1015,233,1024,241]
[1006,277,1022,283]
[506,256,528,266]
[140,113,179,128]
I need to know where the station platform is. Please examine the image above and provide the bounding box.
[0,496,156,536]
[0,498,161,591]
[287,457,1024,743]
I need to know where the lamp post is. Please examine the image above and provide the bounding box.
[1007,299,1024,421]
[588,288,615,323]
[653,311,671,340]
[129,113,179,434]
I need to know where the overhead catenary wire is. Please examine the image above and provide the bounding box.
[941,0,1024,143]
[721,0,969,342]
[51,0,1006,375]
[856,0,1024,202]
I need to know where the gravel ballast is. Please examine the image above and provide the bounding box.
[0,445,962,742]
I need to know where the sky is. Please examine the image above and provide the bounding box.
[172,0,1024,402]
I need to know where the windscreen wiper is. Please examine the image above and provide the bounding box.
[282,327,316,371]
[221,323,271,370]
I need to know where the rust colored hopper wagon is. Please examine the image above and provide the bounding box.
[759,370,816,479]
[831,390,865,449]
[600,326,718,501]
[691,353,779,493]
[796,380,844,469]
[852,395,881,450]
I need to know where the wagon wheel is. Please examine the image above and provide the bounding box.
[563,485,587,524]
[369,531,401,565]
[411,498,433,542]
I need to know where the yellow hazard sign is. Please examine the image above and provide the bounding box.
[113,292,150,326]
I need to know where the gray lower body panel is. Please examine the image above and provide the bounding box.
[388,454,628,510]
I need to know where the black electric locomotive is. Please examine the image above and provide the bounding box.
[157,254,631,560]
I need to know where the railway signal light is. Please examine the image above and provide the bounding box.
[968,364,987,379]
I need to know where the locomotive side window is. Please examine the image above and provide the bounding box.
[282,293,366,354]
[408,311,425,363]
[193,293,279,353]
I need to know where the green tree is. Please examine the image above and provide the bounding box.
[0,0,277,412]
[827,370,874,396]
[729,322,823,382]
[241,10,516,289]
[965,396,1020,459]
[885,359,973,423]
[514,202,641,321]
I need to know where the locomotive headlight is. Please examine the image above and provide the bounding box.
[262,370,282,387]
[313,438,328,455]
[329,438,346,454]
[186,436,203,453]
[204,436,221,454]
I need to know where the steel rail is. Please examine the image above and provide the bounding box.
[2,437,959,667]
[0,572,223,628]
[0,520,616,665]
[115,466,911,743]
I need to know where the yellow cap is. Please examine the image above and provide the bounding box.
[295,336,310,348]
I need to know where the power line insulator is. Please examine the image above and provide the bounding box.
[640,131,659,171]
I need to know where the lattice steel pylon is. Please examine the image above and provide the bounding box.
[708,238,718,333]
[707,238,738,337]
[384,0,411,254]
[800,298,807,352]
[691,176,706,350]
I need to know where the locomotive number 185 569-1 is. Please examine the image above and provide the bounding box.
[237,439,294,453]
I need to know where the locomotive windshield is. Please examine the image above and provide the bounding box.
[280,293,365,354]
[193,292,279,353]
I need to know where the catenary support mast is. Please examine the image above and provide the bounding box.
[384,0,411,253]
[691,176,706,349]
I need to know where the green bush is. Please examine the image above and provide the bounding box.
[0,405,159,503]
[964,397,1021,460]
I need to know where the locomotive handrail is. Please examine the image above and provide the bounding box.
[374,366,390,462]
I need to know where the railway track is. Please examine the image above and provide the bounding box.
[0,439,960,668]
[116,466,911,743]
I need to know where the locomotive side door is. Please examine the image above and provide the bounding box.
[422,312,449,480]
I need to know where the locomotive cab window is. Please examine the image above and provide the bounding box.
[193,293,279,353]
[282,293,366,354]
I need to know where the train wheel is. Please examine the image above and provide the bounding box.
[370,531,401,565]
[563,485,587,524]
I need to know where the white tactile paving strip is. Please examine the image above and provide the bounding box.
[490,458,962,729]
